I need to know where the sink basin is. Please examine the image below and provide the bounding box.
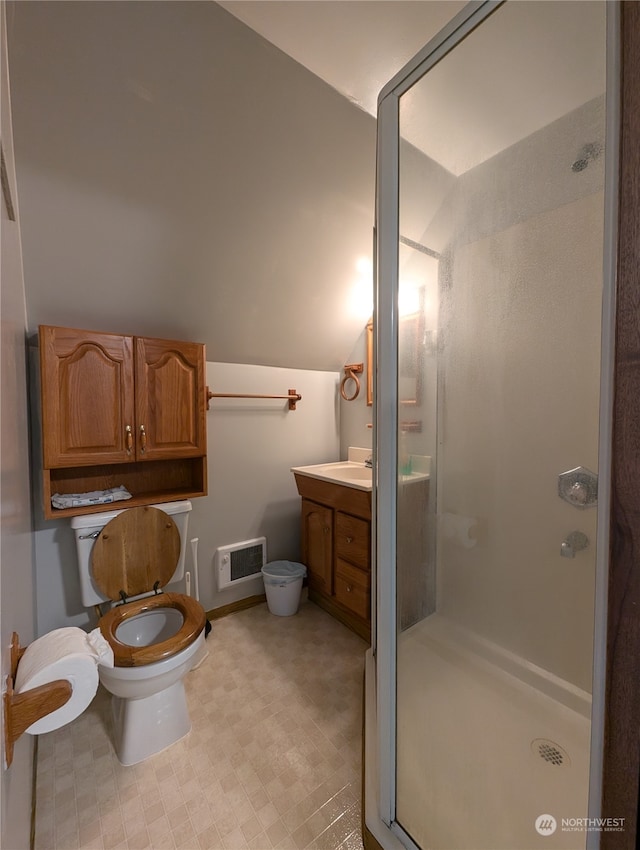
[339,466,372,481]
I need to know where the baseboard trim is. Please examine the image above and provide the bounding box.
[205,593,266,621]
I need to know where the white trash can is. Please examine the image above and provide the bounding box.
[261,561,307,616]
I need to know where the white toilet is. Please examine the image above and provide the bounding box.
[71,500,206,765]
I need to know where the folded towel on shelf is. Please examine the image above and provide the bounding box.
[51,485,133,510]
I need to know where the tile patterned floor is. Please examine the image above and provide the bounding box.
[34,594,367,850]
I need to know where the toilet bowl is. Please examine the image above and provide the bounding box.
[71,501,206,765]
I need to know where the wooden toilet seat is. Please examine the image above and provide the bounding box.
[99,592,206,668]
[91,506,206,668]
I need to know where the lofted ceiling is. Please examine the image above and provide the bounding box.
[9,1,606,374]
[218,1,605,175]
[217,0,607,309]
[216,1,466,118]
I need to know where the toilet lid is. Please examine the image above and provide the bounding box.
[91,506,181,601]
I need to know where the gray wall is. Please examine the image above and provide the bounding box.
[32,359,340,634]
[5,0,380,634]
[1,4,36,847]
[340,325,374,457]
[6,0,376,372]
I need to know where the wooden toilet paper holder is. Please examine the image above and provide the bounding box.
[3,632,73,768]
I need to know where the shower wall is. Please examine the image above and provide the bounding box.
[439,192,602,692]
[403,98,605,691]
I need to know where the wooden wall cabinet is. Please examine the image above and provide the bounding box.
[294,474,371,642]
[39,325,207,519]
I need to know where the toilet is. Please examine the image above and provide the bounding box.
[71,500,206,765]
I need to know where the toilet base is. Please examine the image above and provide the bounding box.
[110,680,191,766]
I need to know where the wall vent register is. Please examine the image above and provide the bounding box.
[215,537,267,590]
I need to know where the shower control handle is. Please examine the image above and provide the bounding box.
[560,530,589,558]
[569,481,589,506]
[558,467,598,508]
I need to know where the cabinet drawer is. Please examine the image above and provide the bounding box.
[335,512,370,570]
[335,559,370,621]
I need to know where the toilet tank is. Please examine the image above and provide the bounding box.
[71,500,193,607]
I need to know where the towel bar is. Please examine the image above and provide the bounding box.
[206,388,302,411]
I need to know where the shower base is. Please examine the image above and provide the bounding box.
[395,615,591,850]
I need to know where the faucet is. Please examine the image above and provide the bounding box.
[364,455,373,468]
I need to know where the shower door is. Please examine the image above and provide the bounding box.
[375,2,616,849]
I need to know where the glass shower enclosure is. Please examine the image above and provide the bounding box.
[372,2,617,849]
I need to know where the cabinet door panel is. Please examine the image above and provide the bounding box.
[135,337,206,460]
[40,326,134,468]
[301,499,333,595]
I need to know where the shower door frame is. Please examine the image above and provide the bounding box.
[600,4,640,847]
[372,1,631,848]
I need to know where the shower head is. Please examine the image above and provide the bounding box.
[571,141,602,172]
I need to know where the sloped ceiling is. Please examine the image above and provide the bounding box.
[9,1,603,372]
[217,1,465,116]
[219,0,605,175]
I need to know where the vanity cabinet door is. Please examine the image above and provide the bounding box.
[301,499,333,595]
[134,336,206,460]
[40,326,135,468]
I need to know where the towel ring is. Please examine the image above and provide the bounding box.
[340,363,364,402]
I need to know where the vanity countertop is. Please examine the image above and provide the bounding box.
[291,460,373,491]
[291,448,430,493]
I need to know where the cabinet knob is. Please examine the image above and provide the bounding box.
[125,425,132,453]
[346,584,353,593]
[346,536,353,544]
[139,424,147,453]
[323,526,329,534]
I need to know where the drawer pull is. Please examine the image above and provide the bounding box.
[346,584,353,593]
[346,536,353,544]
[125,425,132,453]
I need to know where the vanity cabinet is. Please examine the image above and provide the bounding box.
[39,325,207,519]
[295,474,371,642]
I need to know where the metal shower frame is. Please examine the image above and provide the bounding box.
[371,2,619,848]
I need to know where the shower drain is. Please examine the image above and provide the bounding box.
[531,738,571,767]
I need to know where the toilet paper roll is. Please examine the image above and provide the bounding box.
[14,627,114,735]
